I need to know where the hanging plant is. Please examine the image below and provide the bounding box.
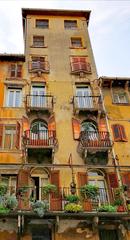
[42,184,57,197]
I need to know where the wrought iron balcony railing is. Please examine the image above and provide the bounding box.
[23,130,57,148]
[28,61,50,73]
[73,96,101,112]
[26,95,54,112]
[80,131,112,149]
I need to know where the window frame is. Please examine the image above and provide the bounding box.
[33,36,45,48]
[3,125,16,150]
[64,20,77,29]
[35,19,49,29]
[112,89,129,105]
[71,37,83,48]
[9,63,22,78]
[6,88,22,108]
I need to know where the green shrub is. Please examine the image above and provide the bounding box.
[6,195,18,210]
[0,205,10,214]
[98,204,117,212]
[64,203,83,213]
[42,184,57,196]
[0,183,8,196]
[31,200,49,217]
[66,195,79,203]
[80,184,99,199]
[114,198,123,206]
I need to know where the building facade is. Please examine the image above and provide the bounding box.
[0,8,129,240]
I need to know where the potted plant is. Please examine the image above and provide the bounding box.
[0,182,8,196]
[98,204,117,212]
[42,184,57,198]
[31,200,49,217]
[114,198,125,212]
[6,195,18,210]
[65,194,79,203]
[80,184,99,211]
[64,203,83,213]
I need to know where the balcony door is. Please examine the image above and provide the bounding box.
[31,121,48,144]
[76,86,93,108]
[31,86,46,108]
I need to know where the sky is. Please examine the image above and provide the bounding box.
[0,0,130,77]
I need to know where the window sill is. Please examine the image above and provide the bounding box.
[0,149,22,153]
[112,102,130,106]
[70,46,86,49]
[4,107,24,109]
[30,45,48,48]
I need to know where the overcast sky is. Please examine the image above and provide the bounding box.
[0,0,130,77]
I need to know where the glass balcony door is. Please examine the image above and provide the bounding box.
[31,86,46,108]
[76,87,93,109]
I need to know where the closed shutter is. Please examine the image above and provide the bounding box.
[0,125,3,148]
[77,172,88,187]
[50,170,62,211]
[0,83,4,107]
[112,124,127,142]
[17,64,22,78]
[15,121,20,149]
[108,172,119,188]
[17,169,31,210]
[122,172,130,198]
[72,118,80,140]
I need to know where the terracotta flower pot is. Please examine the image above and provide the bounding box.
[117,205,125,212]
[83,199,92,211]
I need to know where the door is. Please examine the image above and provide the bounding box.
[31,121,48,144]
[99,229,118,240]
[32,226,51,240]
[76,87,93,108]
[31,86,46,108]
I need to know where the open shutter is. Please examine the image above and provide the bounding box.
[22,116,30,138]
[71,57,80,72]
[108,172,119,188]
[15,121,20,149]
[99,118,109,146]
[72,118,80,140]
[112,124,121,141]
[17,64,22,78]
[50,170,62,211]
[77,172,88,187]
[48,115,56,139]
[17,169,31,210]
[0,125,3,148]
[122,172,130,198]
[120,125,127,142]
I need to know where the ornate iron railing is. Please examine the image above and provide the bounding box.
[26,95,54,111]
[73,96,101,111]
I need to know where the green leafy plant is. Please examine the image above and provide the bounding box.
[64,203,83,213]
[6,195,18,210]
[66,195,79,203]
[17,186,29,195]
[0,205,10,214]
[114,198,124,206]
[42,184,57,197]
[31,200,49,217]
[98,204,117,212]
[80,184,99,200]
[0,183,8,196]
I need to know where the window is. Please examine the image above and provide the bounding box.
[1,175,17,194]
[31,57,45,69]
[76,86,93,108]
[36,19,49,29]
[7,88,22,107]
[9,64,22,78]
[4,126,16,150]
[33,36,44,47]
[71,57,91,73]
[71,38,82,47]
[112,124,127,142]
[64,20,77,29]
[31,86,46,108]
[112,91,129,104]
[31,120,48,140]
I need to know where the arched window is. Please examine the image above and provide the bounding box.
[31,120,48,140]
[81,121,98,141]
[81,121,97,132]
[88,170,109,204]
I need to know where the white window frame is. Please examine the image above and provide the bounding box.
[6,88,22,107]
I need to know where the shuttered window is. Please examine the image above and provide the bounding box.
[113,91,129,104]
[122,172,130,198]
[112,124,127,142]
[10,64,22,78]
[71,57,91,73]
[108,172,119,188]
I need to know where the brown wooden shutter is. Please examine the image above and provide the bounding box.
[77,172,88,187]
[17,169,30,210]
[108,172,119,188]
[0,125,3,148]
[48,115,56,139]
[120,125,127,142]
[17,64,22,78]
[71,57,80,72]
[122,172,130,198]
[72,118,80,140]
[15,121,20,149]
[22,116,30,138]
[112,124,121,141]
[50,170,62,211]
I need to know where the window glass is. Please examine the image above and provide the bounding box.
[33,36,44,47]
[36,19,49,29]
[113,90,129,104]
[64,20,77,29]
[71,38,82,47]
[4,126,16,150]
[7,89,22,107]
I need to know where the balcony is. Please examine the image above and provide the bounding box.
[23,130,57,149]
[26,95,54,113]
[78,131,112,157]
[28,61,50,73]
[73,96,102,114]
[71,61,91,74]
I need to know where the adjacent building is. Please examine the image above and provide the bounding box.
[0,8,129,240]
